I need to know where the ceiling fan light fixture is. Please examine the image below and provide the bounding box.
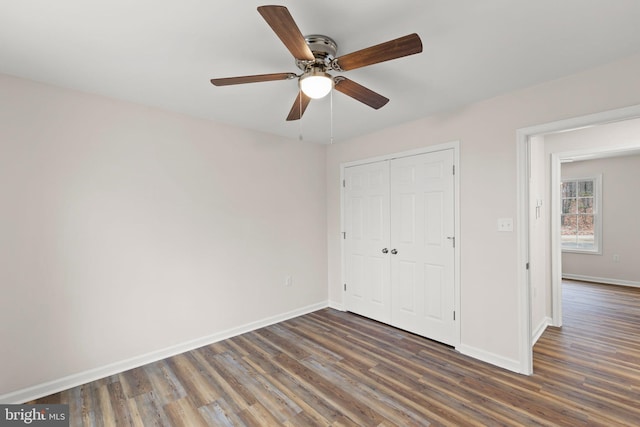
[299,70,333,99]
[211,7,424,121]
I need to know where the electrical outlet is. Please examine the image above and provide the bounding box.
[497,218,513,232]
[285,275,293,287]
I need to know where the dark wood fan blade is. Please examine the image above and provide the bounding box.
[334,77,389,109]
[257,6,315,61]
[210,72,297,86]
[334,33,423,71]
[286,91,311,121]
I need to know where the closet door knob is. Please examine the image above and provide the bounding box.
[382,248,389,254]
[391,249,398,255]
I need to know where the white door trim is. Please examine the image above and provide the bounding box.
[516,103,640,375]
[340,141,461,347]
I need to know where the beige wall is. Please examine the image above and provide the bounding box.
[327,53,640,366]
[560,154,640,284]
[0,74,327,398]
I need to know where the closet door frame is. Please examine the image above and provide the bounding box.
[340,141,461,348]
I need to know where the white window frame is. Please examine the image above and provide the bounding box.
[560,174,602,255]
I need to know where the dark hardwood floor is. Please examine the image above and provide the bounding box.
[32,280,640,426]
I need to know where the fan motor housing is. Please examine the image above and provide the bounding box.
[296,35,338,71]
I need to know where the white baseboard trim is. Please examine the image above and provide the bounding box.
[0,301,328,404]
[531,317,552,345]
[457,344,522,374]
[562,274,640,288]
[328,300,345,311]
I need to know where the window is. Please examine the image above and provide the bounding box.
[561,176,601,253]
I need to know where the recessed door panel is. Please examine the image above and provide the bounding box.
[397,164,416,185]
[424,162,443,179]
[425,191,443,247]
[349,254,365,299]
[399,194,416,243]
[369,195,385,241]
[425,263,444,320]
[367,256,387,304]
[351,173,365,190]
[351,197,364,240]
[398,260,417,313]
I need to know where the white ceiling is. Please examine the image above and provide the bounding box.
[2,1,640,143]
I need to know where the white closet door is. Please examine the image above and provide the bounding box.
[390,149,455,345]
[344,161,391,324]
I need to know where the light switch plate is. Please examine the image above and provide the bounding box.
[497,218,514,232]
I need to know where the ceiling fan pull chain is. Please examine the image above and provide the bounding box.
[298,92,303,141]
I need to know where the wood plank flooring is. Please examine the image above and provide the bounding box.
[32,280,640,426]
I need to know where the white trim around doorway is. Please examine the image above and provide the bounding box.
[516,103,640,375]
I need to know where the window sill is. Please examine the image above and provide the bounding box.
[562,248,602,255]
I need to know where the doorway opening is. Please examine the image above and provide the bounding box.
[516,104,640,375]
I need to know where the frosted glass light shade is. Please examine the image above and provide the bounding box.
[299,72,333,99]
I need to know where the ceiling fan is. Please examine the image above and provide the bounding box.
[210,5,423,121]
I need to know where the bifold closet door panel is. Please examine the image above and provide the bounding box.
[389,150,455,345]
[344,161,391,324]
